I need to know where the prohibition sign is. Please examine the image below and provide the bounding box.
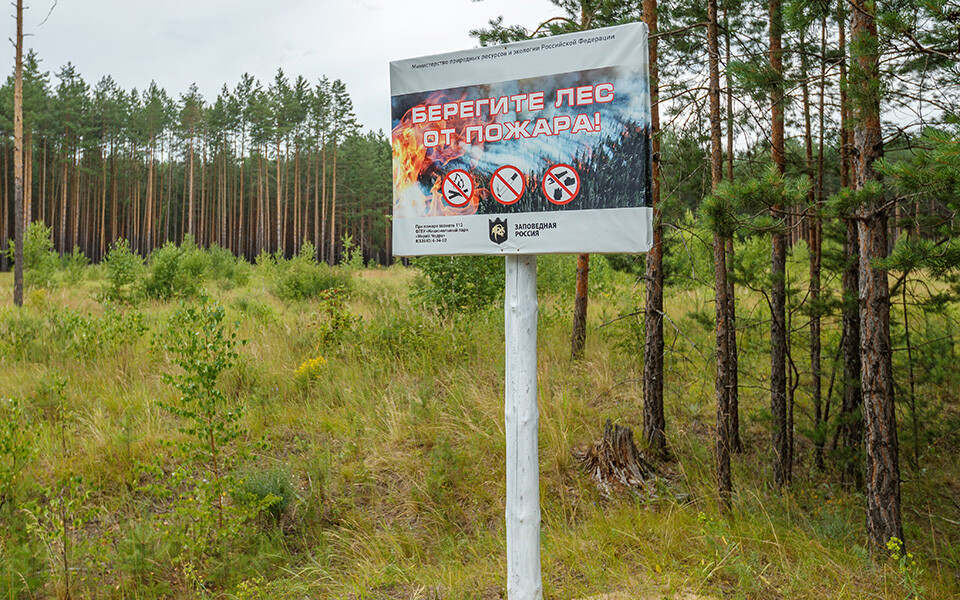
[442,169,474,207]
[490,165,525,205]
[542,164,580,205]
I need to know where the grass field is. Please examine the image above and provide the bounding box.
[0,252,958,599]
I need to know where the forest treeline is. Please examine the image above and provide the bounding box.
[0,55,392,267]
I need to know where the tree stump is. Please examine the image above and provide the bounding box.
[575,419,657,497]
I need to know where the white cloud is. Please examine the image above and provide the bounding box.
[11,0,562,135]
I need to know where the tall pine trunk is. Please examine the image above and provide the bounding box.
[708,0,731,508]
[571,254,589,360]
[769,0,790,488]
[642,0,667,456]
[13,0,24,307]
[850,0,902,549]
[276,138,282,254]
[3,143,9,272]
[59,155,68,254]
[24,131,31,228]
[188,135,195,239]
[801,33,824,471]
[328,145,337,265]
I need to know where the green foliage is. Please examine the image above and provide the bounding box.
[232,294,276,323]
[313,288,360,348]
[825,181,884,219]
[702,166,808,239]
[142,241,204,300]
[0,398,33,511]
[150,299,261,574]
[887,537,926,599]
[206,243,252,289]
[0,310,46,361]
[115,519,173,591]
[233,466,296,522]
[663,210,714,288]
[102,238,145,302]
[6,222,59,289]
[880,125,960,279]
[271,242,351,301]
[61,245,89,286]
[339,234,365,270]
[411,255,504,312]
[23,474,99,596]
[49,307,148,361]
[536,254,577,297]
[157,300,244,463]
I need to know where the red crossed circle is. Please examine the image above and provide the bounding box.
[442,169,474,207]
[541,164,580,205]
[490,165,525,205]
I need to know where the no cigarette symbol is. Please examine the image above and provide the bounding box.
[490,165,525,205]
[442,169,474,207]
[542,164,580,205]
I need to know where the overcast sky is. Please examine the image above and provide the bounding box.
[10,0,564,135]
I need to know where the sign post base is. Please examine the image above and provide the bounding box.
[504,254,542,600]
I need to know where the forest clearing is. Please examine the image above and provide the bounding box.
[0,245,958,598]
[3,0,960,598]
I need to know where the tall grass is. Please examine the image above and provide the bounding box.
[0,252,956,599]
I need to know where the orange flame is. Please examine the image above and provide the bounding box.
[392,90,498,217]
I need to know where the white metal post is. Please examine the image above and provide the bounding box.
[504,254,542,600]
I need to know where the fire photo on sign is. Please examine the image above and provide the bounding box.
[391,65,652,220]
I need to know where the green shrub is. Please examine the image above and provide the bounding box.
[102,239,144,302]
[313,288,359,348]
[140,238,252,299]
[207,244,251,288]
[536,254,576,297]
[178,236,211,289]
[6,222,59,288]
[61,246,89,286]
[233,466,296,522]
[411,255,504,312]
[0,310,46,361]
[232,295,276,323]
[142,242,188,300]
[0,398,33,511]
[150,299,257,569]
[272,242,351,301]
[49,307,147,361]
[142,236,212,300]
[339,234,365,270]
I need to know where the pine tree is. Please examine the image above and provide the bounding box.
[768,0,790,489]
[849,0,901,550]
[641,0,667,457]
[12,0,24,307]
[328,78,357,265]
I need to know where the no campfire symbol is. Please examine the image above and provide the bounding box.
[542,164,580,205]
[442,169,474,207]
[490,165,525,205]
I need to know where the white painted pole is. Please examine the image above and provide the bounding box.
[504,254,542,600]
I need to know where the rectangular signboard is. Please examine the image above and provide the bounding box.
[390,22,652,256]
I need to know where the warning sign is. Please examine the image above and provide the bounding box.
[442,170,474,207]
[542,164,580,205]
[390,21,652,255]
[491,166,525,205]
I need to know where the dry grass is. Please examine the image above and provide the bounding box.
[0,259,958,599]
